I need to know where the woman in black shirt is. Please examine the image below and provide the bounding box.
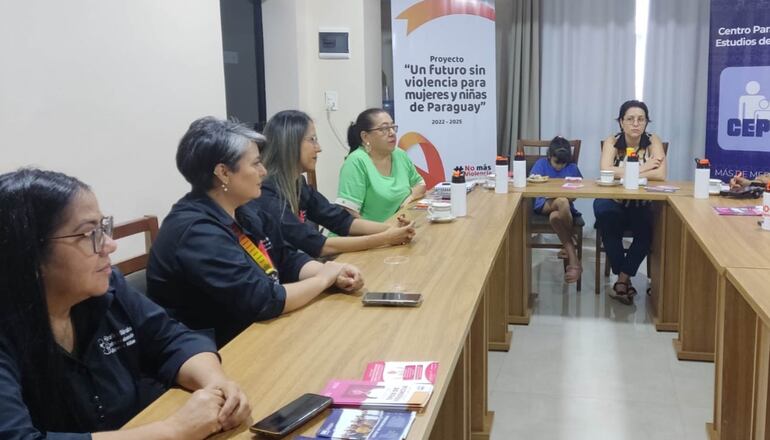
[147,117,364,347]
[0,168,250,439]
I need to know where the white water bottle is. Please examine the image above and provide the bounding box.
[763,188,770,231]
[513,152,527,188]
[495,156,509,194]
[624,151,639,190]
[450,167,466,217]
[693,158,710,199]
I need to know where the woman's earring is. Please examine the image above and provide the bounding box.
[222,183,229,192]
[365,142,372,153]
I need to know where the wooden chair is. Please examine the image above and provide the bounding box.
[112,215,159,294]
[517,139,584,291]
[594,141,668,294]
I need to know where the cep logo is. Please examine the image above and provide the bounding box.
[726,80,770,137]
[718,66,770,152]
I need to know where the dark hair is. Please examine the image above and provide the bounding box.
[262,110,313,213]
[0,168,90,429]
[548,136,572,164]
[617,100,652,124]
[176,116,266,192]
[347,108,388,153]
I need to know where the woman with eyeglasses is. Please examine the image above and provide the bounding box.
[146,117,364,348]
[593,100,667,304]
[336,108,427,222]
[0,168,250,439]
[245,110,416,258]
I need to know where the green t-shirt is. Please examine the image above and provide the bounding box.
[335,147,424,222]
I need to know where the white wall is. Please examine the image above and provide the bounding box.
[0,0,226,259]
[262,0,382,197]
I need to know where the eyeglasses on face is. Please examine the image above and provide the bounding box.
[366,125,399,134]
[304,135,319,145]
[622,116,647,125]
[49,216,114,254]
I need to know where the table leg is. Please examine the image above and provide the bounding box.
[488,236,512,351]
[430,340,469,440]
[674,228,718,362]
[712,275,759,439]
[508,203,531,325]
[473,285,494,439]
[650,201,680,332]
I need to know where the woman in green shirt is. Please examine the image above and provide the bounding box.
[336,108,426,222]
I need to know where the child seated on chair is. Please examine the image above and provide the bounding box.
[529,136,583,283]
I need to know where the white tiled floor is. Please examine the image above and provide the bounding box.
[489,240,713,440]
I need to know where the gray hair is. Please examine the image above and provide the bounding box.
[176,116,266,192]
[261,110,313,214]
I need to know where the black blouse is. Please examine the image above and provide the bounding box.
[0,270,217,439]
[147,192,313,347]
[245,177,355,257]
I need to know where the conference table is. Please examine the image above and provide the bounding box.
[127,179,770,439]
[128,189,526,439]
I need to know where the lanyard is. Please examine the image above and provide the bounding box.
[230,224,278,280]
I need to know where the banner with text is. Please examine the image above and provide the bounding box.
[706,1,770,180]
[391,0,497,188]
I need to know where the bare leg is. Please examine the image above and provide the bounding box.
[541,198,581,282]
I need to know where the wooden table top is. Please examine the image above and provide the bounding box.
[668,196,770,274]
[508,179,694,199]
[725,268,770,329]
[126,189,523,438]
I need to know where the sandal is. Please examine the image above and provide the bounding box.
[610,281,633,305]
[564,264,582,284]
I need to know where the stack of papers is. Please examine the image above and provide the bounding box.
[713,205,762,216]
[320,380,433,411]
[362,361,438,384]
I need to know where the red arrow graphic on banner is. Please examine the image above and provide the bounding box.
[398,132,446,189]
[396,0,496,35]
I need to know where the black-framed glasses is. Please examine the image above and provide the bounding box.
[49,216,114,254]
[366,125,398,134]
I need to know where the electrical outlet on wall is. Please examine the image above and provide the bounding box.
[325,91,338,111]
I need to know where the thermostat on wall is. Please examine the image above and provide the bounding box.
[319,28,350,59]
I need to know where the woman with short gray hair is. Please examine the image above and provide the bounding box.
[246,110,416,258]
[147,116,364,347]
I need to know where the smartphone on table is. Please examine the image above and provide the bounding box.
[249,393,332,438]
[362,291,423,307]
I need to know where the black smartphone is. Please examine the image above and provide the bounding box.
[249,393,332,438]
[362,291,423,306]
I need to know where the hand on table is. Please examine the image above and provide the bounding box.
[385,220,416,246]
[164,388,225,439]
[204,379,251,431]
[335,264,364,292]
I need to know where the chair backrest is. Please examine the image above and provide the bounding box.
[516,139,582,175]
[599,140,669,155]
[112,215,159,275]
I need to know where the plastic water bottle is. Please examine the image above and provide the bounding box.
[495,156,509,194]
[693,158,710,199]
[451,166,466,217]
[513,151,527,188]
[624,150,639,190]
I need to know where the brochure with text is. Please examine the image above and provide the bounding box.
[362,361,438,385]
[713,205,762,216]
[317,409,416,440]
[320,380,433,410]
